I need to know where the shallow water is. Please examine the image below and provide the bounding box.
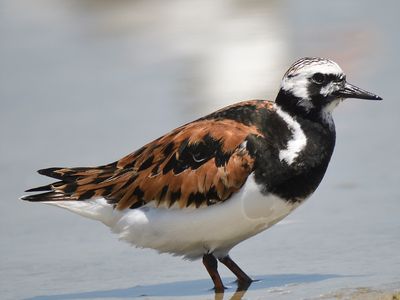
[1,1,399,299]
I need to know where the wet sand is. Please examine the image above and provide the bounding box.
[320,287,400,300]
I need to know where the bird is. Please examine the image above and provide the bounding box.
[21,57,382,292]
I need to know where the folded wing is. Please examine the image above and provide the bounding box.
[22,102,268,210]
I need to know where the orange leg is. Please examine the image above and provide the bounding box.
[219,256,253,290]
[202,253,225,293]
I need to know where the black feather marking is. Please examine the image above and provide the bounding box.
[37,167,66,180]
[20,191,65,202]
[119,174,138,191]
[163,134,231,174]
[163,154,177,174]
[201,103,259,125]
[163,142,174,157]
[169,189,181,207]
[177,139,190,157]
[124,159,137,169]
[199,134,231,167]
[25,184,52,192]
[150,164,161,176]
[159,185,168,200]
[78,190,95,200]
[134,146,147,156]
[187,192,205,208]
[215,152,231,167]
[138,155,154,171]
[130,199,146,209]
[133,186,144,198]
[63,183,77,194]
[20,195,34,201]
[92,176,107,184]
[103,185,114,196]
[206,187,219,205]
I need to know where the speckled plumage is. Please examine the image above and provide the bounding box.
[21,57,382,292]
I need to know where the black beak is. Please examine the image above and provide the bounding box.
[336,82,382,100]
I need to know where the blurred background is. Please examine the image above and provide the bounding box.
[1,0,399,299]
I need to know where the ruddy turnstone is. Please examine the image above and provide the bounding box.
[22,57,382,292]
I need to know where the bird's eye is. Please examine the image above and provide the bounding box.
[311,73,326,84]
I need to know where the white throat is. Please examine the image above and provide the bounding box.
[320,99,341,129]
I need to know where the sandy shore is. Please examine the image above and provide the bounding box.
[319,287,400,300]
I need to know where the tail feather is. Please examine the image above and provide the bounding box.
[25,181,63,192]
[37,167,102,181]
[38,167,68,180]
[21,191,67,202]
[22,163,129,204]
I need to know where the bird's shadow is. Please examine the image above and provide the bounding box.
[25,273,345,300]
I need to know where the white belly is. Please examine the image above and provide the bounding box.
[45,174,301,260]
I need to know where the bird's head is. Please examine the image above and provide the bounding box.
[277,57,382,118]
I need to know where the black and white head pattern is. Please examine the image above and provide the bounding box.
[281,57,346,112]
